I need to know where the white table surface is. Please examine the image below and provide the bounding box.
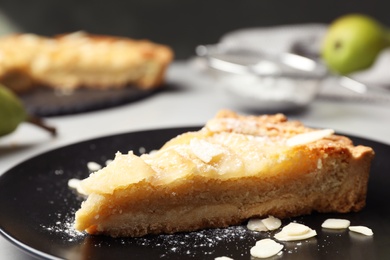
[1,61,389,259]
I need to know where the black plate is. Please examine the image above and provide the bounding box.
[0,127,389,260]
[19,86,160,117]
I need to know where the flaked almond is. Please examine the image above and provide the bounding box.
[250,238,284,258]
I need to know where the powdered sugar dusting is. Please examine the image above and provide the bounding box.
[41,210,85,243]
[128,225,263,258]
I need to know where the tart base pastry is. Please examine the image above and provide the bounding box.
[0,32,173,93]
[74,110,374,237]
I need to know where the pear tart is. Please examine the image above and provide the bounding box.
[74,110,374,237]
[0,32,173,93]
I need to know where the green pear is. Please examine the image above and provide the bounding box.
[321,14,390,75]
[0,84,56,137]
[0,85,26,136]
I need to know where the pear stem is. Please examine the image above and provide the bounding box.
[27,115,57,137]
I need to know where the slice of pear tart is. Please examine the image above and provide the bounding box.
[73,110,374,237]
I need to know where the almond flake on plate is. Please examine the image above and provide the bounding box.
[349,226,373,236]
[321,218,351,229]
[250,238,284,258]
[274,222,317,241]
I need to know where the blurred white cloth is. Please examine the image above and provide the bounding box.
[218,24,390,102]
[220,24,326,57]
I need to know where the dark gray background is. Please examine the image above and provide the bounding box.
[0,0,388,59]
